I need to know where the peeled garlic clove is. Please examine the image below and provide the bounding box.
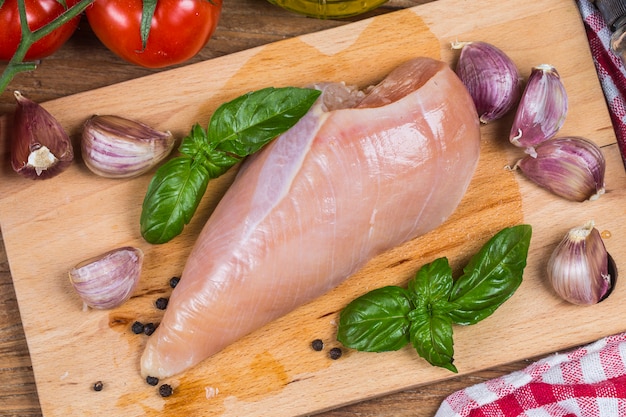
[82,115,175,179]
[453,41,523,124]
[69,247,144,309]
[509,64,568,156]
[11,91,74,179]
[514,136,605,202]
[547,221,616,305]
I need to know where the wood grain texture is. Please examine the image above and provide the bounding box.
[0,0,623,416]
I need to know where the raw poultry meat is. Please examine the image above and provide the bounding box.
[141,57,481,379]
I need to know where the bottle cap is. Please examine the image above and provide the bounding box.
[595,0,626,30]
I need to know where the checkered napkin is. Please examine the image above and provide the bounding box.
[434,333,626,417]
[577,0,626,168]
[433,5,626,415]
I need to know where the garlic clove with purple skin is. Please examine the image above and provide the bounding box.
[69,247,144,310]
[547,221,616,305]
[509,64,568,156]
[513,136,605,202]
[11,91,74,179]
[453,41,523,124]
[81,115,175,179]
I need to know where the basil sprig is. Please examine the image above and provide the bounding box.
[140,87,321,244]
[337,224,532,373]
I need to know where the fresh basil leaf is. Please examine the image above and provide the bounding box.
[448,224,532,325]
[179,123,209,157]
[405,257,457,372]
[408,307,457,373]
[140,124,240,244]
[407,257,454,306]
[140,157,211,244]
[337,286,412,352]
[179,124,241,175]
[209,87,321,157]
[140,0,158,50]
[335,226,530,373]
[202,87,319,162]
[140,87,320,244]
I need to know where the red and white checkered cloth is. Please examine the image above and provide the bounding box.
[434,3,626,415]
[435,333,626,417]
[577,0,626,168]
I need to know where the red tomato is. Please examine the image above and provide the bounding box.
[0,0,82,61]
[85,0,222,68]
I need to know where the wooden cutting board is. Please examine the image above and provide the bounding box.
[1,0,625,415]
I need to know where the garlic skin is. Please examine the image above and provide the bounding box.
[11,91,74,179]
[514,136,605,202]
[69,247,144,310]
[82,115,175,179]
[509,64,568,156]
[453,41,523,124]
[547,221,616,305]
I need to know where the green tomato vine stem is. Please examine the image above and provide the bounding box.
[0,0,94,96]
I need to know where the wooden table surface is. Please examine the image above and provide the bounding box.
[0,0,574,415]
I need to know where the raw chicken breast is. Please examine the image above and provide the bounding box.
[141,57,481,379]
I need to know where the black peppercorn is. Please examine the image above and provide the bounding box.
[144,322,157,336]
[93,381,103,391]
[159,384,173,397]
[329,347,342,360]
[146,376,159,386]
[131,321,144,334]
[155,297,169,310]
[169,277,180,288]
[311,339,324,351]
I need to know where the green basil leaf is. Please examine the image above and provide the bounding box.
[407,257,454,306]
[140,156,211,244]
[406,258,457,372]
[409,307,457,373]
[140,87,320,244]
[140,0,158,50]
[209,87,321,157]
[140,124,239,244]
[181,124,241,176]
[179,123,210,157]
[337,286,412,352]
[448,224,532,325]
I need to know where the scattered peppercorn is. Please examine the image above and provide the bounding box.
[159,384,173,397]
[93,381,104,391]
[311,339,324,351]
[155,297,169,310]
[329,347,342,360]
[146,376,159,386]
[131,321,145,334]
[169,277,180,288]
[144,322,157,336]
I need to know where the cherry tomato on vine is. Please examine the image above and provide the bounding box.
[0,0,82,61]
[85,0,222,68]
